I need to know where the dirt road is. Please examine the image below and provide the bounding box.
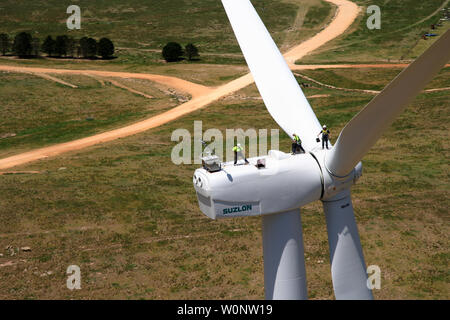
[0,65,212,98]
[0,0,361,170]
[284,0,359,64]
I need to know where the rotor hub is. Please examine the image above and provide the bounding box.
[310,148,362,201]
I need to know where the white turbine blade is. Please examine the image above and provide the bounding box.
[323,193,373,300]
[327,30,450,177]
[262,209,307,300]
[221,0,322,150]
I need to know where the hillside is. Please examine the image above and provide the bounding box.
[302,0,450,63]
[0,0,334,65]
[0,0,448,300]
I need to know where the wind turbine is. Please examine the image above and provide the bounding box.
[192,0,450,300]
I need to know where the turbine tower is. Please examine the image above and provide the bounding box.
[192,0,450,299]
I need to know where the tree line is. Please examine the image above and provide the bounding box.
[162,42,199,62]
[0,32,200,63]
[0,32,115,59]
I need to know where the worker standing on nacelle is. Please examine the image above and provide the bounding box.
[233,143,249,165]
[317,125,331,149]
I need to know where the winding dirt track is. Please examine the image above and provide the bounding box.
[284,0,358,64]
[0,0,416,170]
[30,72,78,88]
[0,65,212,98]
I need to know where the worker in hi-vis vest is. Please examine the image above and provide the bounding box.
[292,133,305,154]
[317,125,331,149]
[233,143,249,165]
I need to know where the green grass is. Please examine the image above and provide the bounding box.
[0,0,297,60]
[0,1,449,300]
[301,0,450,63]
[0,0,340,68]
[297,67,450,91]
[0,68,448,299]
[0,72,178,157]
[303,1,333,28]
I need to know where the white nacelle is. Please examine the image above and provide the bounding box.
[193,150,322,219]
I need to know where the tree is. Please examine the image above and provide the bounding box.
[55,35,69,57]
[79,37,89,58]
[66,36,76,57]
[162,42,183,62]
[76,43,81,58]
[86,38,98,58]
[32,37,40,56]
[185,43,199,61]
[98,37,114,59]
[0,33,10,56]
[13,32,32,58]
[42,35,56,57]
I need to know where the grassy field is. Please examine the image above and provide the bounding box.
[297,66,450,92]
[0,67,448,299]
[0,0,448,300]
[1,0,448,67]
[0,57,251,86]
[0,0,294,52]
[0,72,179,158]
[301,0,450,63]
[0,0,336,67]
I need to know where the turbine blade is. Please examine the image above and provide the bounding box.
[323,193,373,300]
[327,29,450,177]
[221,0,322,150]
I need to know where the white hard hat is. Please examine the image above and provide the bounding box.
[323,125,327,129]
[237,143,241,147]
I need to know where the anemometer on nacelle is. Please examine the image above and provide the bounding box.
[200,140,221,173]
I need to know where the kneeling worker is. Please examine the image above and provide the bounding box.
[233,143,249,165]
[292,133,305,154]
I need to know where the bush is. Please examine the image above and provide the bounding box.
[79,37,89,58]
[162,42,183,62]
[98,37,114,59]
[42,36,56,57]
[86,38,98,58]
[0,33,10,55]
[31,37,40,56]
[55,35,69,57]
[66,36,76,57]
[13,32,32,58]
[185,43,199,61]
[79,37,97,58]
[11,33,114,59]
